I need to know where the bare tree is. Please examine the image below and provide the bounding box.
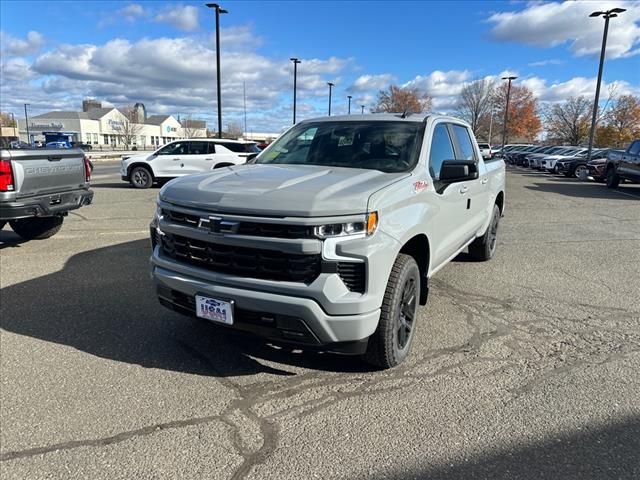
[544,96,592,145]
[182,115,205,138]
[373,85,432,113]
[223,121,243,139]
[456,78,495,135]
[113,106,144,149]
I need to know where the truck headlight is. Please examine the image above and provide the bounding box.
[313,212,378,238]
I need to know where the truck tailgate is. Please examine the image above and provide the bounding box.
[8,149,87,198]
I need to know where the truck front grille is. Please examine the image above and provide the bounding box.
[162,208,314,239]
[161,233,321,284]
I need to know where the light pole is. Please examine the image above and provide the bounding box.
[361,105,365,114]
[500,76,517,151]
[586,8,626,161]
[290,57,301,124]
[24,104,30,145]
[327,82,334,116]
[347,95,352,115]
[206,3,228,138]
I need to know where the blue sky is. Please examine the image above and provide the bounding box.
[1,0,639,132]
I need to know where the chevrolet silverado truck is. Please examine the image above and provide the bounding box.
[605,139,640,188]
[150,114,506,368]
[0,147,93,239]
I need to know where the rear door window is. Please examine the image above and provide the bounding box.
[187,141,210,155]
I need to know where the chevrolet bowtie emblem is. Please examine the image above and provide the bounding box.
[198,216,240,234]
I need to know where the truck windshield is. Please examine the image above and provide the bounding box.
[256,121,424,173]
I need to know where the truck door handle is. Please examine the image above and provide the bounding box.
[459,186,469,194]
[205,158,213,161]
[481,178,488,184]
[172,158,180,161]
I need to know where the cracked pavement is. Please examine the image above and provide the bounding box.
[1,164,639,479]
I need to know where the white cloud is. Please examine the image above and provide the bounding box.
[527,58,565,67]
[0,31,44,56]
[348,74,397,93]
[119,3,146,21]
[403,70,472,109]
[519,76,640,102]
[155,5,200,32]
[488,1,640,59]
[2,30,351,131]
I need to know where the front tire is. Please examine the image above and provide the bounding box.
[469,204,501,261]
[130,166,153,189]
[365,254,420,369]
[10,216,64,240]
[606,168,620,189]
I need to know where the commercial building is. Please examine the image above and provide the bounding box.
[17,101,207,148]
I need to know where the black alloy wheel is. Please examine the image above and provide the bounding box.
[397,277,417,349]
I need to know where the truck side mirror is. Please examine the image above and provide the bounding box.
[439,160,479,183]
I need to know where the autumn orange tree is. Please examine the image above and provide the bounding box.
[597,94,640,147]
[373,85,432,114]
[492,83,542,143]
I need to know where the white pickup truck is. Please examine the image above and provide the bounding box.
[150,114,506,368]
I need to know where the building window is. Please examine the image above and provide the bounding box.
[103,134,109,144]
[93,133,98,144]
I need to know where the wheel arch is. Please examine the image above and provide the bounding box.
[127,162,155,179]
[495,191,505,214]
[213,162,235,169]
[399,234,430,305]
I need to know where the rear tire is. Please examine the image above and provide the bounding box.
[365,254,420,369]
[130,166,153,189]
[606,168,620,189]
[468,204,501,261]
[10,216,64,240]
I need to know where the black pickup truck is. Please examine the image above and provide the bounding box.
[605,139,640,188]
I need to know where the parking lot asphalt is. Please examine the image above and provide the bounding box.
[1,163,639,479]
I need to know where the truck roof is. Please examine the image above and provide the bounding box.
[297,113,467,124]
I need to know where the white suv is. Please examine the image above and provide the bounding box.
[477,142,492,159]
[121,139,260,189]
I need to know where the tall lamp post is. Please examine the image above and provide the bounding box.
[206,3,228,138]
[347,95,352,114]
[290,57,301,124]
[586,8,626,162]
[500,76,517,152]
[327,82,334,116]
[24,104,30,145]
[361,105,365,114]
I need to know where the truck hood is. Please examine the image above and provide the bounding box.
[160,164,408,217]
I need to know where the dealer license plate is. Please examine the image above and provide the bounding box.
[195,295,234,325]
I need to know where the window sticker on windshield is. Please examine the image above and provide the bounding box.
[338,133,354,147]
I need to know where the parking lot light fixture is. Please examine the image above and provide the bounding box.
[361,105,365,114]
[205,3,228,138]
[347,95,352,114]
[290,58,301,124]
[327,82,334,116]
[24,104,30,145]
[500,76,517,152]
[586,8,626,162]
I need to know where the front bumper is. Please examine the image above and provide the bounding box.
[0,189,93,221]
[153,264,380,353]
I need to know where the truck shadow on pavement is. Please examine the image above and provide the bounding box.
[0,239,372,377]
[367,415,640,480]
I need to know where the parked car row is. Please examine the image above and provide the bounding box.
[500,140,640,189]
